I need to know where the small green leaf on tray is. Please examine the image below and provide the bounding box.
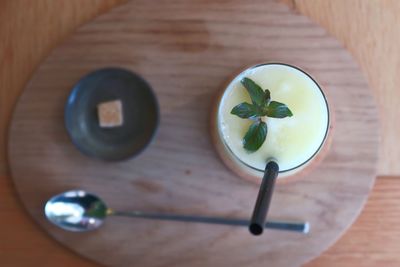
[84,201,107,219]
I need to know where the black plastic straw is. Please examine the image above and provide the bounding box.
[249,160,279,235]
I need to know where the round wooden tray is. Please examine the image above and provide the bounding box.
[8,0,379,266]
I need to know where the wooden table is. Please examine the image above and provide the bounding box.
[1,1,399,266]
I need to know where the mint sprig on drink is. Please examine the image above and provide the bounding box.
[230,77,293,152]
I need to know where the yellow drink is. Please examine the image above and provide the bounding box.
[217,63,329,178]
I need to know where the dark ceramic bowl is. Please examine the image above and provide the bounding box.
[65,68,159,161]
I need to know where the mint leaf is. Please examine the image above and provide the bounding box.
[263,89,271,105]
[266,101,293,118]
[241,77,265,106]
[231,102,260,118]
[230,77,293,153]
[260,89,271,114]
[243,121,268,152]
[84,201,107,219]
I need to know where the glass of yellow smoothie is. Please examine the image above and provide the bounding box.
[212,62,330,181]
[211,63,331,235]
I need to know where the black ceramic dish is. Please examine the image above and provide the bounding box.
[65,68,159,161]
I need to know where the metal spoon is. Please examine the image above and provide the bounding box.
[44,190,309,233]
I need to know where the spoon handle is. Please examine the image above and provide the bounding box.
[111,211,309,234]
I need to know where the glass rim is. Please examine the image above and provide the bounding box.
[218,62,330,174]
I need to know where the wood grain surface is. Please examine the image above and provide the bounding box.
[1,0,399,266]
[7,1,378,266]
[9,0,378,267]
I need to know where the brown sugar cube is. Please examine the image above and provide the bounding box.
[97,100,124,127]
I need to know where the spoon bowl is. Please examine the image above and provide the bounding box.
[45,190,107,231]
